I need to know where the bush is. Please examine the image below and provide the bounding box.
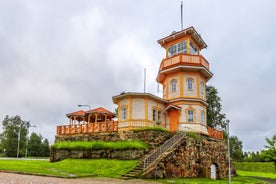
[133,127,169,133]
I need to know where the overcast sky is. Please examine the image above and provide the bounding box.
[0,0,275,152]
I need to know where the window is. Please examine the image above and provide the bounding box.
[122,107,127,120]
[190,42,198,54]
[188,110,194,122]
[153,108,161,122]
[163,85,166,98]
[188,78,193,90]
[168,45,177,56]
[168,41,187,56]
[152,109,156,121]
[201,111,206,125]
[157,110,161,121]
[200,82,205,97]
[171,79,177,92]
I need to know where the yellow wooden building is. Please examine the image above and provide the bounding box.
[113,26,215,136]
[57,26,223,140]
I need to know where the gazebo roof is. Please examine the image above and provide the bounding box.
[86,107,115,117]
[66,110,86,117]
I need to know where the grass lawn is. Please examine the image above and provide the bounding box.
[0,159,138,178]
[0,159,274,183]
[235,162,276,173]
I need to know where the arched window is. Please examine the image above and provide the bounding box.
[201,111,206,125]
[171,79,177,92]
[122,107,127,120]
[188,110,194,122]
[187,78,193,90]
[163,85,166,98]
[200,81,205,97]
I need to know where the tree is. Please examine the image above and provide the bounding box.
[27,132,50,157]
[261,133,276,167]
[229,135,244,161]
[40,139,50,157]
[0,115,30,157]
[27,132,42,156]
[206,85,228,130]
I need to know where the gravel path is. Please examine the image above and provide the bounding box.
[0,172,160,184]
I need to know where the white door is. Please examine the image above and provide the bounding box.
[210,164,216,179]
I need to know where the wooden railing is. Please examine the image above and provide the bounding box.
[56,121,118,135]
[160,54,209,70]
[207,127,224,140]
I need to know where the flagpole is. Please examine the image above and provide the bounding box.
[181,1,183,30]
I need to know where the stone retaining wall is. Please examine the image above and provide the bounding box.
[143,136,235,179]
[50,149,146,162]
[51,129,172,162]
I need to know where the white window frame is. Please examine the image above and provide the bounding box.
[171,79,177,92]
[122,107,127,120]
[188,78,193,90]
[188,110,194,122]
[168,41,187,56]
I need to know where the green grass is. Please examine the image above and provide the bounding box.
[235,162,276,180]
[0,159,138,178]
[133,127,169,133]
[51,140,148,151]
[237,170,276,180]
[235,162,276,173]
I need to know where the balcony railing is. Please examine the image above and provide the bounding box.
[160,54,209,71]
[56,121,118,135]
[56,120,223,140]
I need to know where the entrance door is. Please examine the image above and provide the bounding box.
[169,110,179,132]
[210,164,217,179]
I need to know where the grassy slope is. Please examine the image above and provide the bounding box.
[51,140,148,150]
[235,162,276,180]
[0,159,138,178]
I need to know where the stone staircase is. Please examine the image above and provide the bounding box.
[122,132,186,179]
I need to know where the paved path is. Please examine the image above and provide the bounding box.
[0,172,160,184]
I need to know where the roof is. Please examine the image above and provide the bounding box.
[112,92,167,104]
[86,107,115,116]
[66,110,85,117]
[157,26,207,50]
[165,104,182,112]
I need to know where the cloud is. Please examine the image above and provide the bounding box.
[0,0,275,151]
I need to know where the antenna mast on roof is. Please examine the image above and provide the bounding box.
[181,1,183,30]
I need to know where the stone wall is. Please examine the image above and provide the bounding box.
[51,129,172,162]
[52,130,234,179]
[143,136,235,179]
[50,149,146,162]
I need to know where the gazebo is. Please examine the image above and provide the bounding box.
[56,107,118,135]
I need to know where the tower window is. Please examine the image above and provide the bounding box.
[187,78,193,90]
[122,107,127,120]
[190,42,198,54]
[201,111,206,125]
[188,110,194,122]
[200,81,205,97]
[171,79,177,92]
[168,41,187,56]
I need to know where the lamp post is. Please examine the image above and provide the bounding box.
[25,125,37,158]
[78,104,91,110]
[227,120,231,184]
[16,123,22,158]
